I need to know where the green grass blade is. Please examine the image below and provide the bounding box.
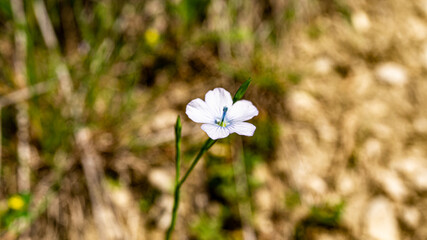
[233,78,251,103]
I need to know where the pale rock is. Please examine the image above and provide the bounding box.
[168,83,190,104]
[363,100,389,119]
[375,62,408,86]
[364,197,400,240]
[413,117,427,133]
[342,194,368,235]
[306,175,327,195]
[372,169,408,202]
[314,57,333,75]
[148,168,173,192]
[352,11,371,33]
[351,70,373,97]
[254,212,274,235]
[255,188,273,212]
[287,91,322,121]
[316,119,337,143]
[337,174,355,195]
[372,123,393,140]
[360,138,383,162]
[413,172,427,190]
[392,157,427,191]
[289,138,331,186]
[417,0,427,16]
[392,157,421,174]
[420,43,427,68]
[157,195,173,230]
[400,206,420,229]
[150,109,178,131]
[407,17,427,40]
[110,187,132,209]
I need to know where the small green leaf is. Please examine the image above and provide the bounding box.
[233,78,251,103]
[175,115,182,137]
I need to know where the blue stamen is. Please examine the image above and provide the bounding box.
[219,107,228,127]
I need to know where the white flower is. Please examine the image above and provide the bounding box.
[186,88,259,140]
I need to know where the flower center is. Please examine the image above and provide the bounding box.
[216,106,228,127]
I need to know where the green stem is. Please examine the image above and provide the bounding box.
[175,117,181,187]
[165,138,216,240]
[165,184,180,240]
[166,116,182,240]
[179,138,216,186]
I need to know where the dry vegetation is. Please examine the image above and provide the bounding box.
[0,0,427,239]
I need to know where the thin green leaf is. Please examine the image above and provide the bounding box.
[233,78,252,103]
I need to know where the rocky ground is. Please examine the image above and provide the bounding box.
[2,0,427,239]
[143,1,427,239]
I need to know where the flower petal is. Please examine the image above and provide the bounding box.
[227,100,259,122]
[186,98,215,123]
[201,124,230,140]
[205,88,233,118]
[227,122,256,136]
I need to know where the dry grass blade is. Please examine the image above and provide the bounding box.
[33,0,58,49]
[0,82,51,108]
[33,0,73,104]
[11,0,31,194]
[76,129,126,240]
[16,104,31,192]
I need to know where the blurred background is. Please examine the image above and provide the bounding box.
[0,0,427,239]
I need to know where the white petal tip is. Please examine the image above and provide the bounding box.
[228,122,256,137]
[201,124,230,140]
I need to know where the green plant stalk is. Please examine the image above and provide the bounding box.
[179,138,216,185]
[166,116,182,239]
[166,137,216,240]
[166,78,252,239]
[174,116,182,185]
